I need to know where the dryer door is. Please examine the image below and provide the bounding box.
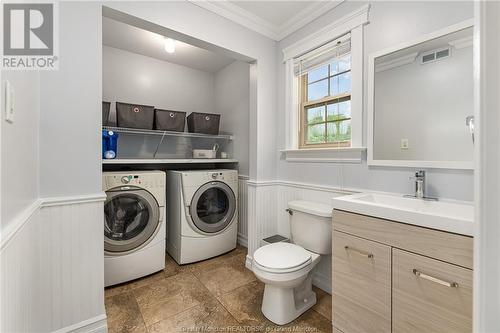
[189,181,236,233]
[104,186,160,253]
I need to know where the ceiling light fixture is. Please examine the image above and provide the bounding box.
[164,38,176,54]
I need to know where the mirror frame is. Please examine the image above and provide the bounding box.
[367,19,474,170]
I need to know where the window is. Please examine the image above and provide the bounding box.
[282,4,369,162]
[299,54,352,148]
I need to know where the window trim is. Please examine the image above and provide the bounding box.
[282,4,369,162]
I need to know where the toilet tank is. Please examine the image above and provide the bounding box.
[288,200,332,255]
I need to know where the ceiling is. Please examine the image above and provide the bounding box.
[102,16,236,73]
[191,0,344,41]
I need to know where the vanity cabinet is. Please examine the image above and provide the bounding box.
[332,232,391,333]
[332,210,473,333]
[392,249,473,333]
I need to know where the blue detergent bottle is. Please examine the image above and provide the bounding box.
[102,130,119,159]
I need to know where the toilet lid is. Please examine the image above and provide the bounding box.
[254,243,312,271]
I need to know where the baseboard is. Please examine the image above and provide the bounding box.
[245,254,253,270]
[237,233,248,247]
[53,314,107,333]
[312,271,332,295]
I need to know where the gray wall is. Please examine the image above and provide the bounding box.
[103,45,216,125]
[103,46,250,174]
[214,61,250,176]
[276,1,474,201]
[1,72,40,228]
[39,2,102,197]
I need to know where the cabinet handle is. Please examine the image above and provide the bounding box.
[412,269,459,288]
[344,246,374,259]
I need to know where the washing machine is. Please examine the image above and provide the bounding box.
[167,169,238,264]
[103,171,166,287]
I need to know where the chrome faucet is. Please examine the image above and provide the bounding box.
[413,170,425,199]
[405,170,438,201]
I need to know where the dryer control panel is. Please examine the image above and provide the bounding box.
[180,169,238,185]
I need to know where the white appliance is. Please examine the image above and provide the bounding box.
[103,171,166,287]
[251,200,332,325]
[167,169,238,264]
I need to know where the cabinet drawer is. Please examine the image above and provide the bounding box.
[393,249,472,333]
[333,210,473,269]
[332,231,391,333]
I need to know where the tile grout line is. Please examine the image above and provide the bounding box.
[139,271,208,330]
[190,256,256,327]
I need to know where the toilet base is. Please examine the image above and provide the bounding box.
[261,275,317,325]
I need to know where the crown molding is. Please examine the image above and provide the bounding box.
[278,1,343,40]
[449,36,473,49]
[188,0,344,41]
[375,52,418,73]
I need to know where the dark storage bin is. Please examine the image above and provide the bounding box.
[102,101,111,126]
[116,102,155,129]
[187,112,220,135]
[154,109,186,132]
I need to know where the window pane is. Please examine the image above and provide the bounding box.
[330,72,351,96]
[306,123,326,144]
[307,65,329,82]
[327,120,351,143]
[326,103,338,121]
[307,105,325,124]
[327,100,351,121]
[308,79,328,101]
[338,100,351,119]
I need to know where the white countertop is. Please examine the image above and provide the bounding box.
[102,158,238,164]
[332,192,474,236]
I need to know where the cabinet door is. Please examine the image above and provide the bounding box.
[393,249,472,333]
[332,231,391,333]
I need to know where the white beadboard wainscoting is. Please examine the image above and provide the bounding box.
[0,194,107,333]
[246,180,279,257]
[243,180,353,294]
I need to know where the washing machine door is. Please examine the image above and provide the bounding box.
[104,186,160,253]
[189,181,236,233]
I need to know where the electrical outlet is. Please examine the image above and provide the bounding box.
[4,80,14,124]
[401,138,409,150]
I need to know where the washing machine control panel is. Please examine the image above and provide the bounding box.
[104,173,166,190]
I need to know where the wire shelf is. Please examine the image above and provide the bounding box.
[102,126,234,140]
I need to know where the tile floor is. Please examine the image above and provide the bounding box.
[105,245,333,333]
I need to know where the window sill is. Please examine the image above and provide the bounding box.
[280,147,366,163]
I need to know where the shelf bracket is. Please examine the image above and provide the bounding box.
[153,131,167,158]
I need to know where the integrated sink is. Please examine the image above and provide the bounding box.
[332,192,474,236]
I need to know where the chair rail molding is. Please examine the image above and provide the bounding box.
[1,193,106,251]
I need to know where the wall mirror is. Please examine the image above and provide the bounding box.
[367,20,474,169]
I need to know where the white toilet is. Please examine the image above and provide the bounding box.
[251,200,332,325]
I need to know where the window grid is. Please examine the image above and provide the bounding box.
[299,59,352,148]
